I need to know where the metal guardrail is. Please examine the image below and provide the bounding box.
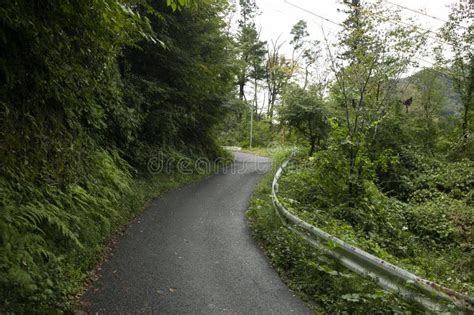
[271,158,474,314]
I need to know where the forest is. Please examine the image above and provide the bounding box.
[0,0,472,313]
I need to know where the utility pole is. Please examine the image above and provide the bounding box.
[243,94,254,149]
[250,75,258,149]
[249,105,253,148]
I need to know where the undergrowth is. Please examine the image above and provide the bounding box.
[278,151,473,297]
[0,148,230,312]
[246,150,424,314]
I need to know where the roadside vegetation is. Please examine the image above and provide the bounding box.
[1,0,472,312]
[279,151,473,296]
[0,0,233,311]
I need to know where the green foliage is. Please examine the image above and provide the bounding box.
[238,0,473,310]
[1,149,130,309]
[0,0,234,311]
[0,147,222,312]
[267,2,472,300]
[409,69,444,152]
[280,84,330,155]
[121,0,235,167]
[278,149,473,296]
[0,1,147,308]
[437,0,473,141]
[289,20,321,89]
[235,0,267,101]
[217,99,279,148]
[237,0,473,311]
[246,150,422,313]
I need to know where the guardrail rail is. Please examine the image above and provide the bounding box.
[271,158,474,314]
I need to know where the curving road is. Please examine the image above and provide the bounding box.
[81,152,310,314]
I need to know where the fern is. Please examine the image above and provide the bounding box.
[0,147,137,311]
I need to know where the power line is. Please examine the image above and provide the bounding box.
[286,0,446,46]
[340,0,448,45]
[310,18,341,36]
[282,0,460,80]
[411,57,459,80]
[283,0,342,27]
[383,0,467,30]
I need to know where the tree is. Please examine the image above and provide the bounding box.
[280,84,329,156]
[248,28,267,118]
[290,20,321,90]
[438,0,473,141]
[122,0,236,162]
[410,69,444,153]
[265,39,292,123]
[326,0,426,202]
[235,0,267,101]
[0,0,236,310]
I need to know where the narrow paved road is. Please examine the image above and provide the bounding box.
[81,152,310,314]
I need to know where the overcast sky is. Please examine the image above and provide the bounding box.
[252,0,454,67]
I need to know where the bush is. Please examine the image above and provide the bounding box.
[246,150,422,314]
[277,150,473,296]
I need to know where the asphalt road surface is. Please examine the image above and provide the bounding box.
[81,152,310,314]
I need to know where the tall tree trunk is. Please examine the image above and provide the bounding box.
[303,64,310,90]
[253,77,258,118]
[268,90,277,124]
[347,147,357,207]
[309,137,317,156]
[462,105,469,139]
[238,80,245,100]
